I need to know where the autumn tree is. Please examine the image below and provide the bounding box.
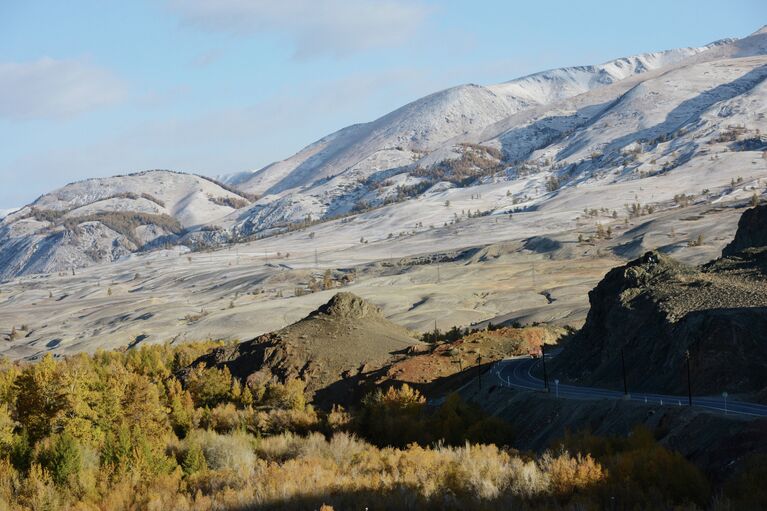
[14,355,62,442]
[185,364,234,408]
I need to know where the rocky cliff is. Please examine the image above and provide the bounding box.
[551,205,767,400]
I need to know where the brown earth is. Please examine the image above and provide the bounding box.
[374,326,565,396]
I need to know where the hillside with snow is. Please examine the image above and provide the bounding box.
[0,170,255,280]
[1,27,766,282]
[219,29,765,237]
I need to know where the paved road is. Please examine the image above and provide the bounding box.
[494,354,767,418]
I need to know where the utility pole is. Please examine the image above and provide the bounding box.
[436,263,441,283]
[685,350,693,406]
[621,348,629,397]
[542,343,549,391]
[265,250,268,265]
[314,249,319,268]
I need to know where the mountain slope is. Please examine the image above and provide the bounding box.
[2,28,766,280]
[230,42,725,198]
[0,170,253,280]
[226,30,765,235]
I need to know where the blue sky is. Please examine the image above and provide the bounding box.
[0,0,764,207]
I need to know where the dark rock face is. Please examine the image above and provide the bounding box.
[309,292,381,320]
[552,206,767,399]
[722,204,767,257]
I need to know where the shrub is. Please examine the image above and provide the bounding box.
[724,453,767,509]
[183,430,256,474]
[263,378,307,411]
[181,442,207,476]
[543,451,605,496]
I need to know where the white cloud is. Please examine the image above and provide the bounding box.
[0,57,126,120]
[168,0,430,58]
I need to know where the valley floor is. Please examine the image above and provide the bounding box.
[0,183,756,360]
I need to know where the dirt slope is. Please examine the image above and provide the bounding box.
[186,292,419,406]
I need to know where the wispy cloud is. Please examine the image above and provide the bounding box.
[167,0,430,58]
[191,48,225,68]
[0,57,127,120]
[0,66,443,206]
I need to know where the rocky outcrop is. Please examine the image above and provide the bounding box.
[722,204,767,257]
[308,292,382,320]
[552,206,767,399]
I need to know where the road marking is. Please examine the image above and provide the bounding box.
[494,358,767,418]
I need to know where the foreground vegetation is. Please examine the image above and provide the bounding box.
[0,342,763,510]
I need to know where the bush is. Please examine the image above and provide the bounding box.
[557,427,710,507]
[182,430,255,474]
[263,378,307,411]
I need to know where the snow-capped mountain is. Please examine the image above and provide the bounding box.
[2,27,766,281]
[0,170,254,280]
[223,30,765,234]
[229,41,729,198]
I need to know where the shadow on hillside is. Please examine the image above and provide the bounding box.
[598,64,767,157]
[312,359,496,410]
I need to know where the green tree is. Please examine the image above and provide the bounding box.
[53,355,102,444]
[14,354,62,442]
[182,443,207,476]
[40,432,81,487]
[0,404,14,455]
[100,424,132,474]
[166,378,194,438]
[185,364,234,408]
[359,384,426,447]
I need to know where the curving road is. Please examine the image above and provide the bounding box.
[494,353,767,418]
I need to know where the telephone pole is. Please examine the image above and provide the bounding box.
[541,343,549,391]
[314,249,319,267]
[621,348,629,397]
[685,350,693,406]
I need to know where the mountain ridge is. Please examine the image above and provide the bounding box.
[1,27,766,280]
